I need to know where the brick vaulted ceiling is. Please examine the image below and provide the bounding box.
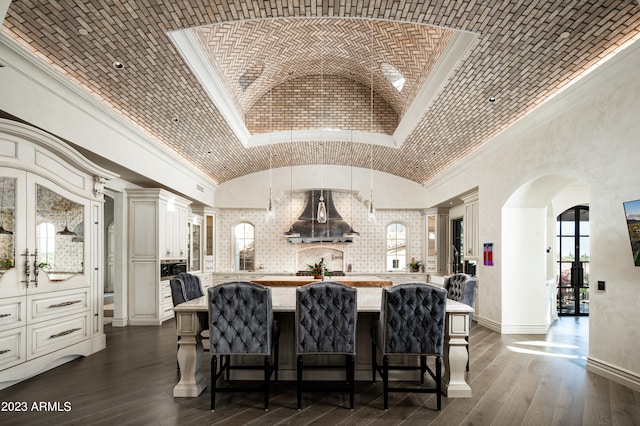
[2,1,640,185]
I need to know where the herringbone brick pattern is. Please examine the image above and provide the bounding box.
[2,1,640,184]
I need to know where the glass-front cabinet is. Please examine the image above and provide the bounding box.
[0,118,115,389]
[0,170,90,297]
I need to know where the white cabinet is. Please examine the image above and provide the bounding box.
[0,119,114,389]
[159,198,188,260]
[127,189,191,325]
[462,192,479,259]
[424,209,449,275]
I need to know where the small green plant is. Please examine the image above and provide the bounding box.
[38,262,52,270]
[408,258,422,272]
[307,258,332,277]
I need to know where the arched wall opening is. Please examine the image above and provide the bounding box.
[501,175,589,334]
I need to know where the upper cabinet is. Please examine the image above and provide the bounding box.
[461,191,479,259]
[0,118,117,389]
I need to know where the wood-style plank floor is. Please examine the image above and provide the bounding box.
[1,317,638,425]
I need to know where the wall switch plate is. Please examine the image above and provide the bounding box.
[597,280,605,291]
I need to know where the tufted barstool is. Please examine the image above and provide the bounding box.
[371,283,447,411]
[296,282,357,410]
[170,273,207,365]
[443,273,477,371]
[208,281,279,411]
[170,272,204,306]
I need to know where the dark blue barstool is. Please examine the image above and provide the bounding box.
[371,283,447,410]
[296,282,357,410]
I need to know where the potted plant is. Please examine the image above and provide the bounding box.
[408,257,422,273]
[307,258,332,279]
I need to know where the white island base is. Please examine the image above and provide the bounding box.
[173,286,473,398]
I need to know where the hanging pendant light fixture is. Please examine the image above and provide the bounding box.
[0,178,13,235]
[266,150,275,222]
[317,143,327,224]
[368,148,376,223]
[344,131,360,238]
[265,82,275,222]
[367,21,376,223]
[316,48,327,224]
[283,129,300,237]
[368,56,376,223]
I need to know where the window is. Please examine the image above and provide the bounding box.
[386,222,406,271]
[380,63,405,92]
[234,222,254,271]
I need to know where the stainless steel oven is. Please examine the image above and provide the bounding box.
[160,259,187,281]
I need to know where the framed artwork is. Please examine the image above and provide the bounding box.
[483,243,493,266]
[623,199,640,266]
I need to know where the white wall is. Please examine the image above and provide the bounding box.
[423,38,640,388]
[214,165,428,210]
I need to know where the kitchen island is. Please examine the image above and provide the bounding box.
[252,275,392,287]
[173,286,473,399]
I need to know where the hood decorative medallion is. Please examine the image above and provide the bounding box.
[286,190,354,243]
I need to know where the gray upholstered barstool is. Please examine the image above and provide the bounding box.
[371,283,447,411]
[208,281,279,411]
[170,272,206,364]
[170,272,204,306]
[443,273,477,371]
[296,282,357,410]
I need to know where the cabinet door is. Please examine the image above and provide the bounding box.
[0,169,26,298]
[30,175,90,293]
[0,171,90,298]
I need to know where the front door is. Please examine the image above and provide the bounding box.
[557,206,590,316]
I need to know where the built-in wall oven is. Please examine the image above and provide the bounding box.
[160,259,187,281]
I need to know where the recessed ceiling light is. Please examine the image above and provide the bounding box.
[112,61,125,70]
[488,97,496,103]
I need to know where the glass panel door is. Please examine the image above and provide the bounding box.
[557,206,589,316]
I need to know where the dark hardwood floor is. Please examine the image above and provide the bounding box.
[1,317,638,425]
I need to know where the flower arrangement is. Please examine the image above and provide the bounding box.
[408,257,422,272]
[307,258,332,279]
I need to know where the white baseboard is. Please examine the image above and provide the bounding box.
[476,316,550,334]
[476,316,501,333]
[587,356,640,392]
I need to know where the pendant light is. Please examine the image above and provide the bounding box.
[368,26,376,223]
[316,49,327,224]
[0,178,13,235]
[343,131,360,238]
[317,143,327,224]
[266,150,274,222]
[283,130,300,237]
[368,149,376,223]
[265,83,275,222]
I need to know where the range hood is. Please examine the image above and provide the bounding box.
[287,189,354,243]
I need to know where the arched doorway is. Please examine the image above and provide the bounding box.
[556,205,590,316]
[501,175,589,333]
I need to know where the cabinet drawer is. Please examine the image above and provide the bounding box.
[28,289,89,323]
[160,281,171,297]
[0,296,26,332]
[0,327,26,370]
[27,312,89,360]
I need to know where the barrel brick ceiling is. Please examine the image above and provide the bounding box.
[2,1,640,185]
